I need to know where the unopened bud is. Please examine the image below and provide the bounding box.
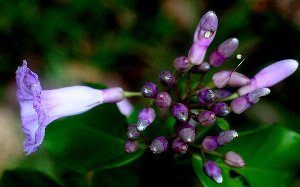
[211,102,230,118]
[198,110,216,127]
[172,103,189,122]
[202,135,219,151]
[159,70,174,87]
[190,61,210,74]
[197,88,216,105]
[177,123,195,143]
[224,151,246,168]
[150,136,168,154]
[137,107,156,131]
[217,130,238,146]
[173,56,190,72]
[124,140,139,153]
[141,82,158,98]
[203,160,223,184]
[126,124,141,140]
[155,92,172,108]
[172,138,188,154]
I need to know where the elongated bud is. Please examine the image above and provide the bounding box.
[102,87,124,103]
[173,56,190,72]
[217,130,238,146]
[137,107,156,131]
[197,88,216,105]
[150,136,168,154]
[198,110,216,127]
[172,103,189,122]
[141,82,158,98]
[190,61,210,74]
[189,11,218,65]
[228,72,250,87]
[203,160,223,184]
[172,138,188,154]
[159,70,174,87]
[155,92,172,108]
[211,102,230,117]
[231,88,270,114]
[202,135,219,151]
[124,140,139,153]
[212,71,231,88]
[177,123,195,143]
[238,59,298,96]
[224,151,246,168]
[209,38,239,67]
[126,124,141,140]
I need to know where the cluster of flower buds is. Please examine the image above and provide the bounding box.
[122,10,298,184]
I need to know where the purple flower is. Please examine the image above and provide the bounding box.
[203,160,223,184]
[16,60,124,155]
[209,38,239,67]
[224,151,246,168]
[150,136,168,154]
[238,59,298,96]
[231,88,270,114]
[188,11,218,65]
[173,56,190,72]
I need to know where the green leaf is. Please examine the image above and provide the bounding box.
[1,169,61,187]
[43,103,145,174]
[192,123,300,187]
[216,117,230,131]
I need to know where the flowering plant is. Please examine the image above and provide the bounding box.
[9,10,300,187]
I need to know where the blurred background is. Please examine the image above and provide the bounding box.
[1,0,300,185]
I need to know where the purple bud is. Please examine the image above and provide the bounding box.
[190,61,210,74]
[126,124,141,140]
[172,138,188,154]
[189,11,218,65]
[150,136,168,154]
[224,151,246,168]
[203,160,223,184]
[173,56,190,72]
[209,38,239,67]
[172,103,189,122]
[197,88,216,105]
[102,87,124,103]
[214,88,233,99]
[228,72,250,87]
[231,88,270,114]
[217,130,238,146]
[159,70,174,87]
[124,140,139,153]
[177,123,195,143]
[212,71,231,88]
[211,102,230,117]
[198,110,216,127]
[137,107,156,131]
[238,59,298,96]
[141,82,158,98]
[155,92,172,108]
[202,135,219,151]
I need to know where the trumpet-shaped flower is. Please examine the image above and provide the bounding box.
[16,60,124,155]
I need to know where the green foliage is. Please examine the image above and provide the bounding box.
[1,169,61,187]
[43,102,145,174]
[192,123,300,187]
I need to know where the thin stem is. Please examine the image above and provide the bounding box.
[173,71,183,102]
[124,91,143,97]
[183,70,192,98]
[196,72,207,90]
[217,92,239,102]
[204,150,224,159]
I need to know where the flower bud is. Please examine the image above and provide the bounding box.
[214,88,233,99]
[190,61,210,74]
[159,70,174,87]
[141,82,158,98]
[203,160,223,184]
[209,38,239,67]
[198,110,216,127]
[212,71,231,88]
[173,56,190,72]
[197,88,216,105]
[126,124,141,140]
[172,138,188,154]
[150,136,168,154]
[155,92,172,108]
[202,135,219,151]
[238,59,298,96]
[177,123,195,143]
[231,88,270,114]
[228,72,250,87]
[211,102,230,117]
[137,107,156,131]
[172,103,189,122]
[217,130,238,146]
[189,11,218,65]
[102,87,125,103]
[124,140,139,153]
[224,151,246,168]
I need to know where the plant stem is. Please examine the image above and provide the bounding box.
[124,91,143,97]
[217,92,239,102]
